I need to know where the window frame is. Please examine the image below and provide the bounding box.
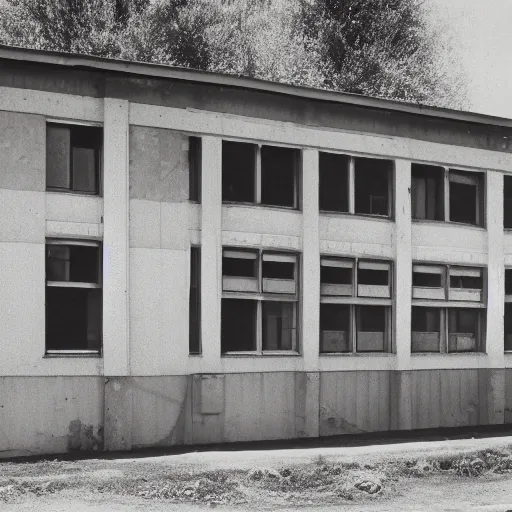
[319,255,393,354]
[411,262,486,354]
[504,267,512,352]
[411,163,485,228]
[221,247,300,355]
[318,151,394,219]
[221,139,301,210]
[45,238,102,356]
[46,120,103,196]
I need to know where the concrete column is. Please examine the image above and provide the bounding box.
[302,149,320,372]
[394,159,412,370]
[201,136,222,372]
[393,159,412,429]
[486,171,505,368]
[103,98,130,376]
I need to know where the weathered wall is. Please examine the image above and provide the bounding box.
[0,377,103,457]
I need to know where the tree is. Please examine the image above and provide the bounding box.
[0,0,466,109]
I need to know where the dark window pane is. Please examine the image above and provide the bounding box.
[413,271,442,287]
[262,301,296,350]
[221,299,256,352]
[47,244,99,283]
[505,176,512,228]
[189,247,201,354]
[450,274,482,290]
[354,157,391,216]
[47,245,70,281]
[449,171,483,226]
[505,304,512,351]
[320,265,352,285]
[319,152,349,212]
[506,269,512,295]
[189,136,201,202]
[411,164,444,220]
[46,125,71,190]
[358,268,388,286]
[320,303,350,353]
[223,256,257,278]
[262,260,294,279]
[222,141,255,203]
[261,146,297,207]
[356,305,387,352]
[411,307,441,353]
[72,147,97,193]
[448,308,479,352]
[46,287,101,351]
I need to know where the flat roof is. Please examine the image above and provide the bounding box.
[1,43,511,129]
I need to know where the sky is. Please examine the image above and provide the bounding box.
[428,0,512,118]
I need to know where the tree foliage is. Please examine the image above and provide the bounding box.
[0,0,466,108]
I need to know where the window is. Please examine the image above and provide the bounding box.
[189,247,201,354]
[504,175,512,229]
[505,269,512,351]
[319,152,393,217]
[46,240,102,353]
[189,136,201,202]
[411,164,484,227]
[320,257,392,353]
[222,141,299,208]
[46,123,102,194]
[221,249,298,353]
[411,164,444,221]
[411,263,485,353]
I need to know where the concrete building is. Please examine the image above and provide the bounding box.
[1,45,512,458]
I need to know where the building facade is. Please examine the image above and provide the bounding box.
[1,45,512,457]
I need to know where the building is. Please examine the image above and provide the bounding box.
[1,44,512,458]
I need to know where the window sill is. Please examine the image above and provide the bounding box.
[320,211,392,222]
[411,352,486,356]
[223,202,301,213]
[222,351,301,357]
[46,189,102,199]
[189,353,203,357]
[44,351,102,358]
[320,352,394,357]
[412,219,486,231]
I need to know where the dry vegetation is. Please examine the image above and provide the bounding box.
[2,447,512,508]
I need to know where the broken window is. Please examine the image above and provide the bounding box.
[319,152,349,212]
[189,246,201,354]
[356,305,388,352]
[505,176,512,229]
[261,145,298,208]
[221,249,298,353]
[320,256,392,354]
[320,304,350,353]
[46,123,102,195]
[188,136,201,202]
[448,308,481,353]
[354,157,392,216]
[449,170,484,226]
[46,240,102,353]
[411,263,485,353]
[411,164,444,220]
[222,141,300,208]
[411,307,441,352]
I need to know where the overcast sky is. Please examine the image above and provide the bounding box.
[429,0,512,118]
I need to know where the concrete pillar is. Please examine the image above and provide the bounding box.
[302,149,320,372]
[200,136,222,372]
[486,171,505,424]
[486,171,505,368]
[103,98,130,376]
[393,159,413,429]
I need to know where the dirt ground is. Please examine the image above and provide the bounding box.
[3,436,512,511]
